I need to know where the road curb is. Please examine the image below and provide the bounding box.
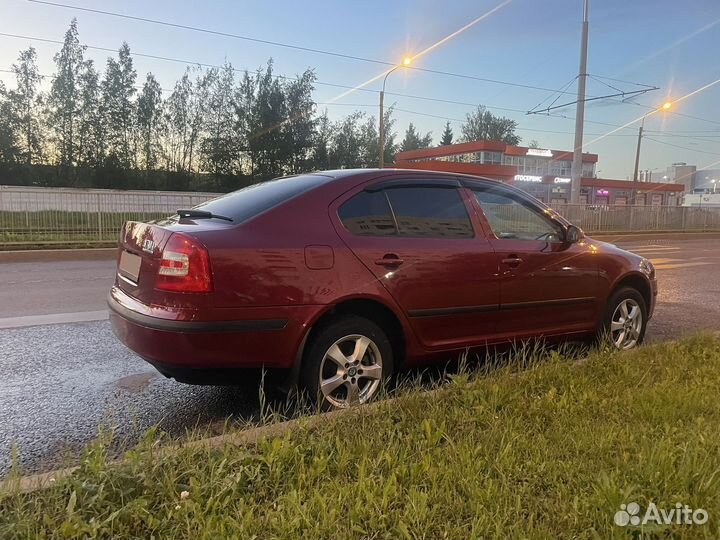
[0,248,117,263]
[1,393,402,494]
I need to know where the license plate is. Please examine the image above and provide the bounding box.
[119,251,142,283]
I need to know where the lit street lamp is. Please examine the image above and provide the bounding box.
[631,100,673,204]
[379,57,412,169]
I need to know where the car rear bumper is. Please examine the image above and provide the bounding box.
[108,286,320,374]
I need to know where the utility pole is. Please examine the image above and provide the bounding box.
[379,57,411,169]
[631,119,644,204]
[570,0,589,204]
[379,90,385,169]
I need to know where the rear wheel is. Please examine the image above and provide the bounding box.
[601,287,647,350]
[301,315,393,409]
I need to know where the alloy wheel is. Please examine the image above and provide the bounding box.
[319,334,383,408]
[610,298,643,350]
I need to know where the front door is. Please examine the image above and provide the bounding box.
[332,180,500,350]
[468,185,599,339]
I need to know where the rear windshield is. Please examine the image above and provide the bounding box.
[192,174,332,223]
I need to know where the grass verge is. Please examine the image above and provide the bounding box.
[2,335,720,539]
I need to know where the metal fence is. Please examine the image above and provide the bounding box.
[1,185,720,247]
[0,186,220,246]
[554,204,720,233]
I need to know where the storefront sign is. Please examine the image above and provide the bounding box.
[514,174,543,182]
[527,148,553,157]
[554,177,571,183]
[596,189,609,196]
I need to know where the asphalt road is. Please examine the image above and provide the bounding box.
[1,238,719,477]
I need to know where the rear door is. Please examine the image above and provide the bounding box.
[331,177,500,350]
[467,183,599,338]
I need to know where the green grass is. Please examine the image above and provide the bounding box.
[2,335,720,539]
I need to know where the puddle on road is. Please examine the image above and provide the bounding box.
[115,372,158,393]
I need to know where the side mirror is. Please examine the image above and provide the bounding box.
[564,224,584,244]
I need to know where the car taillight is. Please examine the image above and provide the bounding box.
[155,233,213,293]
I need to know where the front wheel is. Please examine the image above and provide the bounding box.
[301,315,393,409]
[601,287,648,350]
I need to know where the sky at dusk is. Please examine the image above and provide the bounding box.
[1,0,719,179]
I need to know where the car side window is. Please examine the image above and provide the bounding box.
[338,190,397,236]
[385,187,473,239]
[473,189,562,241]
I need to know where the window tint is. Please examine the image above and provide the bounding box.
[338,191,397,236]
[191,174,331,223]
[385,187,473,238]
[473,189,562,241]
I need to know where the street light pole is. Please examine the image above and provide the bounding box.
[379,57,411,169]
[631,117,645,205]
[379,87,386,169]
[569,0,589,204]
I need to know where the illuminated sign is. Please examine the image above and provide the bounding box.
[596,189,610,196]
[554,177,571,184]
[526,148,553,157]
[514,174,543,183]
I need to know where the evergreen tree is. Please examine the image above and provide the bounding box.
[399,122,432,152]
[440,121,454,146]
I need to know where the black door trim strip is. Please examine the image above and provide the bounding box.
[500,296,595,311]
[408,297,595,318]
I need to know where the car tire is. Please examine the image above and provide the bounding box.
[301,314,394,410]
[599,287,648,350]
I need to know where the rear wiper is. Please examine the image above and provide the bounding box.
[176,209,233,222]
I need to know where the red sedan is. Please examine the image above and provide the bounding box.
[109,169,656,409]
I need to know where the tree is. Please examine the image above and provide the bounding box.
[399,122,432,152]
[136,73,162,171]
[329,111,365,169]
[0,83,20,164]
[201,62,237,178]
[282,69,316,174]
[460,105,520,145]
[380,106,398,166]
[163,70,192,172]
[76,60,103,167]
[48,19,85,167]
[440,121,454,146]
[528,139,540,149]
[249,61,287,180]
[310,110,331,171]
[10,47,44,165]
[101,42,137,168]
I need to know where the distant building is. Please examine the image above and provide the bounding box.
[683,193,720,207]
[693,169,720,192]
[393,140,685,206]
[664,162,696,191]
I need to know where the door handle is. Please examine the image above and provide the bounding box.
[501,256,523,267]
[374,255,404,267]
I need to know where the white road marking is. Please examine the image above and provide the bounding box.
[0,310,108,330]
[652,262,714,271]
